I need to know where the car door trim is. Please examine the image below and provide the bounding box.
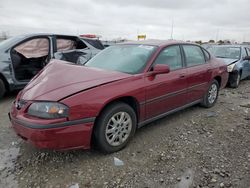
[146,87,186,104]
[138,99,202,128]
[145,82,207,105]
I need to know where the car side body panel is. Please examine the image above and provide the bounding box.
[145,69,188,119]
[61,75,146,122]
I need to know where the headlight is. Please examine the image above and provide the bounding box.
[28,102,69,119]
[227,63,236,72]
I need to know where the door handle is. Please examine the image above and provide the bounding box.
[179,74,185,78]
[207,68,212,72]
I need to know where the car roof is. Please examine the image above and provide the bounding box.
[17,33,97,40]
[33,33,79,37]
[121,39,191,47]
[212,44,248,48]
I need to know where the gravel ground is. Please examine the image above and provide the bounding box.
[0,80,249,188]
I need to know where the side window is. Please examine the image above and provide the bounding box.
[183,45,206,67]
[56,38,76,52]
[154,45,183,70]
[242,47,247,58]
[246,48,250,56]
[56,37,87,52]
[14,38,49,58]
[203,49,210,61]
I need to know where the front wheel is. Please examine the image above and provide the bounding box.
[200,80,219,108]
[94,102,137,153]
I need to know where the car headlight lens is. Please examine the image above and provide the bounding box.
[28,102,69,119]
[227,63,236,72]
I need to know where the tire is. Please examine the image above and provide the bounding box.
[229,72,240,88]
[200,79,219,108]
[0,79,6,99]
[94,102,137,153]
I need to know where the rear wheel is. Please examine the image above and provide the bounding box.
[201,80,219,108]
[94,102,137,153]
[0,79,6,99]
[229,72,241,88]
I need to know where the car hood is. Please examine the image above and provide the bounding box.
[20,60,131,101]
[217,58,239,65]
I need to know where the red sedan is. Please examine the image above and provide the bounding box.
[9,40,228,153]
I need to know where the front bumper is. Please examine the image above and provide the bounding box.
[9,113,95,150]
[228,71,239,85]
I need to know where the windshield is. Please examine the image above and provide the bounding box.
[85,45,156,74]
[0,36,23,49]
[208,46,241,59]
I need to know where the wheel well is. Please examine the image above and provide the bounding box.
[239,69,242,76]
[91,96,140,146]
[214,76,221,87]
[0,73,9,91]
[98,96,140,122]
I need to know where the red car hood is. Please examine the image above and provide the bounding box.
[20,60,131,101]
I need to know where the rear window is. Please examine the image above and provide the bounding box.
[82,38,104,50]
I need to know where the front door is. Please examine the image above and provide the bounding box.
[145,45,187,120]
[10,36,51,85]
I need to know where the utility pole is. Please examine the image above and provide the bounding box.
[170,19,174,39]
[215,28,219,42]
[137,29,139,41]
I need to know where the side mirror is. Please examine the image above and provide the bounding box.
[152,64,170,75]
[243,56,250,61]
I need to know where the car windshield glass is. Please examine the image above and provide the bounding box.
[208,46,241,59]
[85,45,156,74]
[0,36,23,49]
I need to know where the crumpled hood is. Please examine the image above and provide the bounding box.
[20,60,131,101]
[217,58,239,65]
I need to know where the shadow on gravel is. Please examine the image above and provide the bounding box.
[0,90,19,103]
[136,105,200,136]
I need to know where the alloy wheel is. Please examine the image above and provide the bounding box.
[105,112,132,147]
[208,84,218,104]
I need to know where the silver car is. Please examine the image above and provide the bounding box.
[0,33,104,98]
[208,45,250,88]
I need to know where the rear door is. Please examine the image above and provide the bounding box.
[145,45,188,119]
[54,36,91,64]
[182,45,212,103]
[241,47,250,79]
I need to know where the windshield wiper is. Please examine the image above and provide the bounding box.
[216,56,228,58]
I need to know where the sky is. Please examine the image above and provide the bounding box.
[0,0,249,42]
